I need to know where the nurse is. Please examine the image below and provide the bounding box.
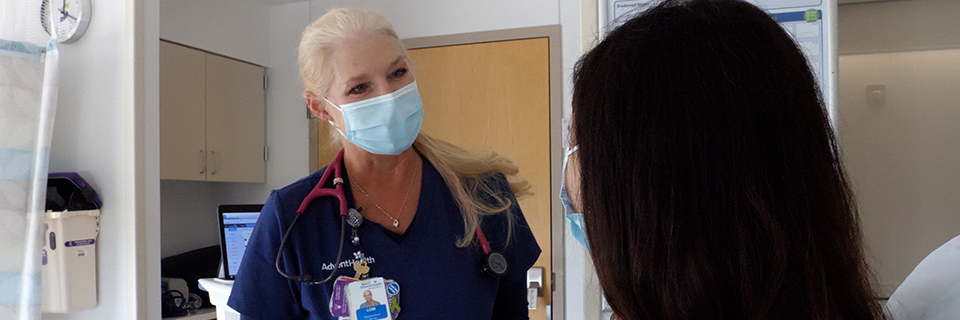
[227,8,541,320]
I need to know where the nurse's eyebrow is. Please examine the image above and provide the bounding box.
[345,73,371,84]
[388,56,404,68]
[343,57,405,85]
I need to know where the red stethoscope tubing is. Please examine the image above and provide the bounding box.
[297,150,347,216]
[475,224,493,255]
[296,149,493,254]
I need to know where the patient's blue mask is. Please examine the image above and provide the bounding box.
[560,145,589,250]
[324,81,424,155]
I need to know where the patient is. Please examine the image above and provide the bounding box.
[886,234,960,319]
[563,0,886,319]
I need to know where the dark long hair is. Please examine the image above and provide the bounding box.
[572,1,883,319]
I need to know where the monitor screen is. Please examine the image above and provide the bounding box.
[218,204,263,280]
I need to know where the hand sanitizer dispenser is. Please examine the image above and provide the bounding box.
[41,172,101,313]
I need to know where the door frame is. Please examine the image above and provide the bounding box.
[308,25,565,319]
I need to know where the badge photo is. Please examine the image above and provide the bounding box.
[346,277,391,320]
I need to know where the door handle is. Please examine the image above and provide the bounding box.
[527,267,543,310]
[210,151,218,175]
[199,149,206,174]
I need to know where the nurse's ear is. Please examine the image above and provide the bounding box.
[304,90,333,122]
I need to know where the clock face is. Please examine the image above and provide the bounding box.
[40,0,91,43]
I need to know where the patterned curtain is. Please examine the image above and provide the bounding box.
[0,1,60,319]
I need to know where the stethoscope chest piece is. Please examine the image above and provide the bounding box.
[481,252,508,277]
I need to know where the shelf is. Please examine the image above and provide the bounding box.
[163,307,216,320]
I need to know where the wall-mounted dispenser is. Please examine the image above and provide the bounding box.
[41,172,101,313]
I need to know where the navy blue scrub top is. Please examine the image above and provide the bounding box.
[227,157,541,320]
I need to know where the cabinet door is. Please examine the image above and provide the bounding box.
[160,41,207,181]
[204,54,266,183]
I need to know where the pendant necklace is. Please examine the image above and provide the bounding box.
[352,163,418,229]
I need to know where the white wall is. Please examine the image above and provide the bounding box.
[307,0,560,38]
[836,0,960,297]
[838,0,960,55]
[143,0,162,319]
[159,181,224,257]
[144,0,163,317]
[838,49,960,296]
[260,1,313,191]
[42,0,152,318]
[159,0,271,66]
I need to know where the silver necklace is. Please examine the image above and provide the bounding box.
[351,165,418,228]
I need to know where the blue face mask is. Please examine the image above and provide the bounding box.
[560,145,589,250]
[325,81,424,155]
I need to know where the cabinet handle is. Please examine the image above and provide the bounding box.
[210,151,218,175]
[199,150,206,174]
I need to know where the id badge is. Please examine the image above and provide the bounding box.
[329,276,358,317]
[330,277,401,319]
[346,277,392,320]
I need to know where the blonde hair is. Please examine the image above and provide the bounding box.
[298,8,401,96]
[299,8,532,247]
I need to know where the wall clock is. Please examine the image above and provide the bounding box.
[40,0,91,44]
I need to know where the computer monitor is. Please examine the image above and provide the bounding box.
[217,204,263,280]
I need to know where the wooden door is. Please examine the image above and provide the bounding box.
[159,41,207,181]
[409,37,553,319]
[205,54,266,183]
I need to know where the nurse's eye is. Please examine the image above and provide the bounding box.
[348,83,370,95]
[390,68,407,79]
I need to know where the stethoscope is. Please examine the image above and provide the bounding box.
[275,149,508,286]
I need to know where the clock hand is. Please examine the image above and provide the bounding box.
[57,8,77,21]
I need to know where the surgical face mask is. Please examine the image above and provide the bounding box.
[560,145,589,250]
[324,81,424,155]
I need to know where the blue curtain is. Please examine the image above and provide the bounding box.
[0,1,60,319]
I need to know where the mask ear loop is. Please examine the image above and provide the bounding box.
[561,144,583,215]
[322,97,347,138]
[566,145,580,158]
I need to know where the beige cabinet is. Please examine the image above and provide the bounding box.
[160,41,266,183]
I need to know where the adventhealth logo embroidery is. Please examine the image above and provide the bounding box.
[322,250,377,270]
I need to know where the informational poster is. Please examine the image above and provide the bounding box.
[600,0,837,121]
